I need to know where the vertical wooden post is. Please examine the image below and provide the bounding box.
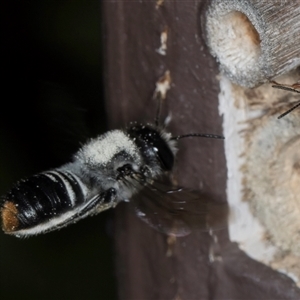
[102,1,300,299]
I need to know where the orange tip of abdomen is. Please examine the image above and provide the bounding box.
[1,201,19,233]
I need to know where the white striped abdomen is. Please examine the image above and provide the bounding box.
[1,170,87,235]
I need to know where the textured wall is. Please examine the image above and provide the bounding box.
[103,1,300,299]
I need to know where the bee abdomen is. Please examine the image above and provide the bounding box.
[1,170,87,234]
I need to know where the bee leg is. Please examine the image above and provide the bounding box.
[102,188,117,204]
[40,190,118,234]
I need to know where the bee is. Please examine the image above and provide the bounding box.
[1,99,226,238]
[271,80,300,119]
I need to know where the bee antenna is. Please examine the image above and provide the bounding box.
[171,133,224,141]
[272,84,300,94]
[278,101,300,119]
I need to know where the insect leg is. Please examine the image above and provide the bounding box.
[42,188,117,234]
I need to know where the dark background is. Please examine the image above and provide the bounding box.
[1,1,117,299]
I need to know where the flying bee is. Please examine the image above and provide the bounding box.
[271,80,300,119]
[1,98,226,238]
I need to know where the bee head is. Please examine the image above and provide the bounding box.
[127,124,176,172]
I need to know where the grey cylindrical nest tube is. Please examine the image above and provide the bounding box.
[205,0,300,87]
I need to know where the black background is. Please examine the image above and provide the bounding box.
[1,1,117,299]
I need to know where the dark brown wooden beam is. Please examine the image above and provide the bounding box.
[102,1,300,299]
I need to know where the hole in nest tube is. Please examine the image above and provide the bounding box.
[208,11,261,75]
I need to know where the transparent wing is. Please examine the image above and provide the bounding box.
[128,175,229,237]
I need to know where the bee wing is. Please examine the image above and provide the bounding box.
[130,177,229,237]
